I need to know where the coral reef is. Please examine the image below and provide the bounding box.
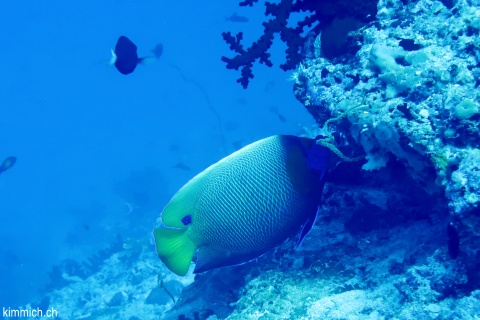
[222,0,378,88]
[293,0,480,270]
[25,233,194,320]
[45,236,125,292]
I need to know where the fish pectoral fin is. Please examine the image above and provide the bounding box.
[153,228,196,276]
[297,206,320,246]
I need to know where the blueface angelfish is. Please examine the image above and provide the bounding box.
[154,135,329,276]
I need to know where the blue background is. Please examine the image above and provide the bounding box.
[0,0,314,306]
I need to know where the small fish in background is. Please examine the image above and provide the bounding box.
[109,36,159,75]
[225,121,240,132]
[276,113,286,123]
[1,249,21,269]
[236,97,247,105]
[447,222,460,259]
[171,162,191,171]
[151,43,163,59]
[264,80,276,92]
[154,135,329,276]
[225,12,249,23]
[232,140,243,151]
[0,156,16,175]
[169,144,180,152]
[269,106,287,123]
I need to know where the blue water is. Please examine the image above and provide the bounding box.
[0,1,315,307]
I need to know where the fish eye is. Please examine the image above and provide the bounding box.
[181,215,192,226]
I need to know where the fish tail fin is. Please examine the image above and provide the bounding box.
[153,228,196,276]
[138,57,157,65]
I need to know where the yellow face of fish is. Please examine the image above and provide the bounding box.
[153,179,202,276]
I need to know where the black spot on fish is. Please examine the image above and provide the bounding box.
[181,215,192,226]
[447,223,460,259]
[114,36,141,75]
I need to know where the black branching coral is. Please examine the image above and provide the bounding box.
[221,0,378,88]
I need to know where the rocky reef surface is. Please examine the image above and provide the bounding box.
[293,0,480,266]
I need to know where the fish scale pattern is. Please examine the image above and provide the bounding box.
[190,136,316,257]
